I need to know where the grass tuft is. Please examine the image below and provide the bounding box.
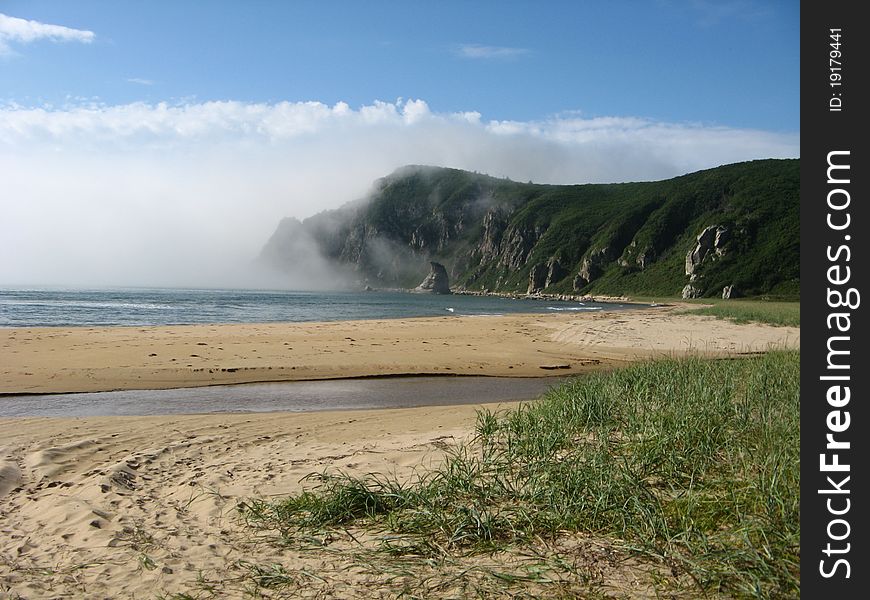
[241,351,800,598]
[680,299,800,327]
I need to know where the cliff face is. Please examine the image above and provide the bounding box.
[260,160,800,298]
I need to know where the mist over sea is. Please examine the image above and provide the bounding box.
[0,288,637,328]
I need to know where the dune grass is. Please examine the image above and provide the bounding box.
[237,350,799,598]
[678,299,800,327]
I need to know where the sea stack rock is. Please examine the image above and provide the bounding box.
[415,262,451,294]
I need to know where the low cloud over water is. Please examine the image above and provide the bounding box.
[0,98,798,288]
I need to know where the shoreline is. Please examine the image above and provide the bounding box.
[448,288,635,303]
[0,370,560,399]
[0,312,615,394]
[0,306,799,395]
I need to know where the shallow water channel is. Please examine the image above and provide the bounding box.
[0,376,569,418]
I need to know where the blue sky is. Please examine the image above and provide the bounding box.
[2,0,798,130]
[0,1,799,287]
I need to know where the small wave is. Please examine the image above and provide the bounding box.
[117,302,175,310]
[445,307,455,313]
[0,299,174,310]
[45,300,173,310]
[546,306,603,311]
[84,301,176,310]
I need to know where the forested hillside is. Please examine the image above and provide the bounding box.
[261,160,799,299]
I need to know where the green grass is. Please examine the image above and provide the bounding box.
[239,351,800,599]
[680,299,800,327]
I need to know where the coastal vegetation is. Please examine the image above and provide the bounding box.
[262,159,799,300]
[680,299,800,327]
[223,350,800,599]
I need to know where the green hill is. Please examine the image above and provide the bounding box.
[261,159,799,299]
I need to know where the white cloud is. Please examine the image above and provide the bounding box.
[0,98,798,287]
[0,13,94,55]
[401,98,430,123]
[456,44,530,59]
[127,77,155,86]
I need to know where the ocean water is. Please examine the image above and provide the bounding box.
[0,287,639,328]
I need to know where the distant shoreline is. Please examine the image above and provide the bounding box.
[448,288,635,303]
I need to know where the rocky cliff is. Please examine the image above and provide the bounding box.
[260,160,799,298]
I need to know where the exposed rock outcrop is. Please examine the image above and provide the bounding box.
[545,257,568,288]
[682,284,701,299]
[500,225,543,271]
[619,243,655,270]
[527,263,548,294]
[527,256,568,293]
[414,262,451,294]
[680,225,734,297]
[478,208,508,264]
[578,246,615,285]
[635,247,655,270]
[686,225,730,276]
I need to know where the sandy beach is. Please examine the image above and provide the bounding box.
[0,405,493,598]
[0,307,799,598]
[0,306,799,395]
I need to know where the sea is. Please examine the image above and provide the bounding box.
[0,287,638,328]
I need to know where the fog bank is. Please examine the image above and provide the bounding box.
[0,99,798,288]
